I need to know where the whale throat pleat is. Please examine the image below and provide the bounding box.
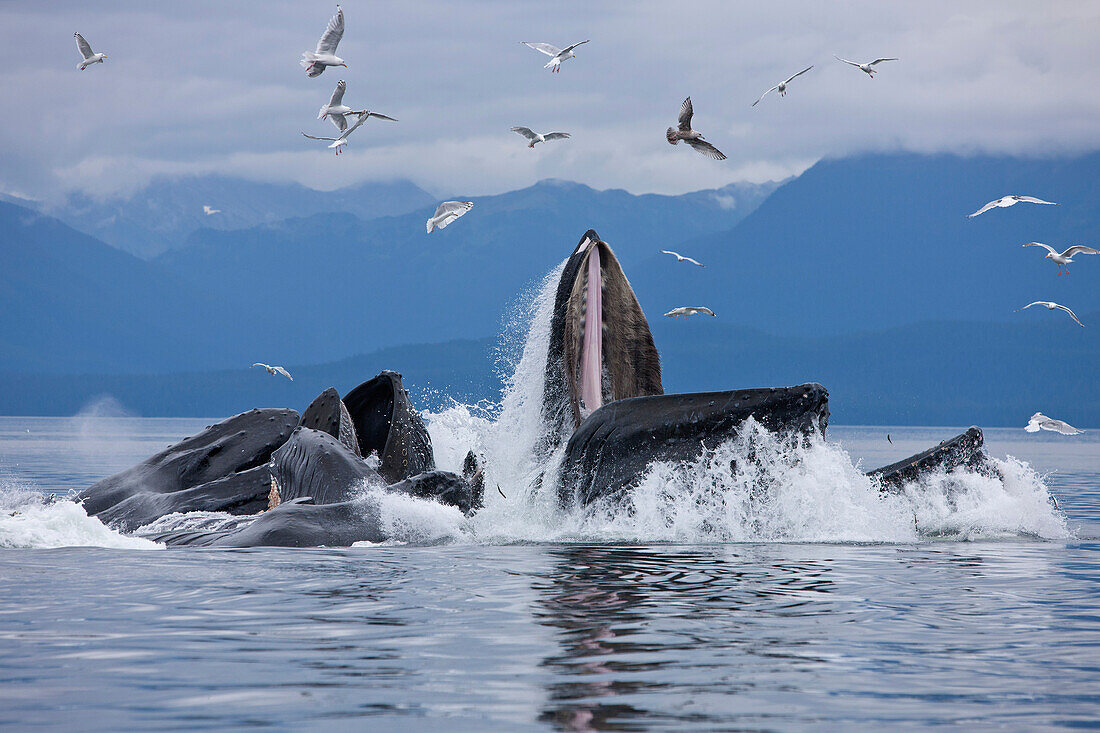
[579,246,603,416]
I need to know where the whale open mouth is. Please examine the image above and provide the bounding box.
[544,230,663,434]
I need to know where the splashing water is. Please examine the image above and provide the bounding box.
[0,478,160,550]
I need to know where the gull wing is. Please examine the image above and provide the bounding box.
[561,40,590,54]
[543,132,571,141]
[274,366,293,381]
[1015,301,1047,312]
[686,138,727,160]
[436,201,473,217]
[1025,412,1044,432]
[869,58,898,65]
[684,256,705,267]
[327,80,346,108]
[339,112,371,139]
[1049,418,1083,435]
[967,198,1001,218]
[365,112,398,122]
[329,113,348,132]
[1016,195,1058,206]
[752,85,779,107]
[252,362,270,370]
[660,250,680,258]
[1023,242,1058,255]
[1054,304,1085,327]
[834,55,860,67]
[75,33,95,60]
[315,5,344,55]
[1063,245,1100,258]
[784,65,814,84]
[522,42,561,58]
[511,126,538,142]
[302,132,338,141]
[696,307,718,317]
[677,97,694,130]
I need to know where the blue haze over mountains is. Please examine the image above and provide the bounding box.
[0,152,1097,425]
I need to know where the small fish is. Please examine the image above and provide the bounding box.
[887,434,892,444]
[497,485,507,499]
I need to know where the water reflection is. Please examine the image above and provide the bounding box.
[532,545,840,730]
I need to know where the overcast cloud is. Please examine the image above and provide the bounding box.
[2,1,1099,202]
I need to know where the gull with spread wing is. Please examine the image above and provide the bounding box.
[664,307,717,319]
[834,55,898,77]
[1023,242,1099,275]
[427,201,474,233]
[74,33,106,70]
[521,40,590,73]
[968,195,1058,218]
[666,97,726,160]
[1015,301,1085,327]
[202,205,220,216]
[252,363,293,381]
[752,66,814,106]
[660,250,705,267]
[301,5,346,77]
[511,126,570,148]
[302,109,397,154]
[1025,412,1084,435]
[317,80,359,132]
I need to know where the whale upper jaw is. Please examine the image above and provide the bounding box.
[544,230,663,439]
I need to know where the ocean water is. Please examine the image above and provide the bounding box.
[1,270,1098,729]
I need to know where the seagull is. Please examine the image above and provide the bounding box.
[664,306,717,318]
[511,126,570,148]
[1015,301,1085,327]
[752,66,814,107]
[252,363,293,381]
[666,97,726,160]
[1023,242,1099,275]
[74,33,106,70]
[834,55,898,77]
[1025,412,1084,435]
[968,195,1058,218]
[202,205,220,216]
[300,5,346,77]
[427,201,474,233]
[660,250,705,267]
[302,110,397,155]
[317,80,359,132]
[521,40,590,73]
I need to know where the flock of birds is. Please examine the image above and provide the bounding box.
[72,10,1089,435]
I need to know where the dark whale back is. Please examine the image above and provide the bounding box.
[343,371,435,483]
[77,408,299,517]
[559,384,829,507]
[300,387,361,456]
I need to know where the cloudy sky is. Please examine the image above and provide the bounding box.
[2,1,1099,202]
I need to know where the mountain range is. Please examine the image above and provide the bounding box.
[1,152,1097,424]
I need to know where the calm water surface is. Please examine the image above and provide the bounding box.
[1,417,1098,730]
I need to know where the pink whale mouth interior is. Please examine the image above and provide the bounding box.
[578,245,603,417]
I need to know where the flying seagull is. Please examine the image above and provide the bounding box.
[752,66,814,107]
[664,306,717,318]
[968,195,1058,218]
[1015,301,1085,327]
[302,110,397,154]
[1025,412,1084,436]
[301,5,346,77]
[834,55,898,77]
[74,33,106,70]
[202,205,220,215]
[317,80,359,132]
[252,363,293,381]
[427,201,474,233]
[666,97,726,161]
[521,40,590,73]
[511,126,570,148]
[1023,242,1099,275]
[660,250,705,267]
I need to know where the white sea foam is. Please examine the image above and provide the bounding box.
[0,479,160,550]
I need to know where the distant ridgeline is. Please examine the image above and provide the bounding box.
[1,152,1098,424]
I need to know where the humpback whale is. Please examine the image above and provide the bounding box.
[77,230,995,547]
